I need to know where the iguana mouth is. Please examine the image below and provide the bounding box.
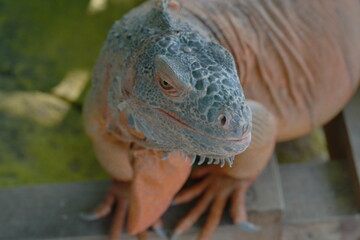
[156,107,248,143]
[157,108,195,130]
[128,105,250,167]
[155,107,251,167]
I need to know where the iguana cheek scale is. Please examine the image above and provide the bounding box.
[83,0,360,239]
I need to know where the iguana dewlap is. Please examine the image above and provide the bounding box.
[83,0,360,239]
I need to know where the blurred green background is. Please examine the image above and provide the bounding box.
[0,0,144,186]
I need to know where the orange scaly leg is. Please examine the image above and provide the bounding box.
[81,181,150,240]
[171,167,260,240]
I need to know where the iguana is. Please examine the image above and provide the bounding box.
[83,0,360,239]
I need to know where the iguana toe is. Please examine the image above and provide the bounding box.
[236,221,261,232]
[152,220,168,239]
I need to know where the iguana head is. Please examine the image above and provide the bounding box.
[108,2,252,166]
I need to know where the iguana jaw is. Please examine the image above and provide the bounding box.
[156,106,250,143]
[118,99,251,164]
[119,102,251,166]
[156,108,195,130]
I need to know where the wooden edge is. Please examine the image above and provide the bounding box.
[50,210,282,240]
[248,155,285,212]
[342,90,360,208]
[282,214,360,240]
[323,90,360,208]
[323,113,349,161]
[0,156,284,240]
[280,161,358,223]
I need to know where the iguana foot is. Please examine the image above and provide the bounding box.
[152,219,168,239]
[230,178,261,232]
[171,166,259,240]
[81,180,163,240]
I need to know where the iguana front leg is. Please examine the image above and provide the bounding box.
[83,131,191,239]
[171,100,277,240]
[84,103,192,239]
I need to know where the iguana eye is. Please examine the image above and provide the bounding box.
[157,75,179,97]
[159,78,174,90]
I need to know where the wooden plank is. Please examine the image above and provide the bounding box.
[324,90,360,207]
[280,161,358,223]
[323,113,350,161]
[51,211,282,240]
[342,90,360,206]
[248,155,285,212]
[0,180,111,240]
[283,214,360,240]
[323,112,360,208]
[0,157,284,240]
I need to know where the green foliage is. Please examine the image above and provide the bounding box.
[0,108,106,186]
[276,129,329,163]
[0,0,144,187]
[0,0,143,91]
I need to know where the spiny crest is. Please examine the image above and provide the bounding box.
[160,151,235,168]
[155,0,168,11]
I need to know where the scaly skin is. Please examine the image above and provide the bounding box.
[83,0,360,239]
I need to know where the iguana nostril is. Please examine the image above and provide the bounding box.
[218,113,232,129]
[220,116,226,125]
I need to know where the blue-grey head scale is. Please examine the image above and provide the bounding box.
[105,0,252,165]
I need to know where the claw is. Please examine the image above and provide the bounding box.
[214,158,220,165]
[198,156,206,165]
[79,212,99,221]
[153,225,167,239]
[207,158,214,164]
[237,221,261,232]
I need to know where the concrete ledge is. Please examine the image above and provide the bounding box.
[0,157,284,240]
